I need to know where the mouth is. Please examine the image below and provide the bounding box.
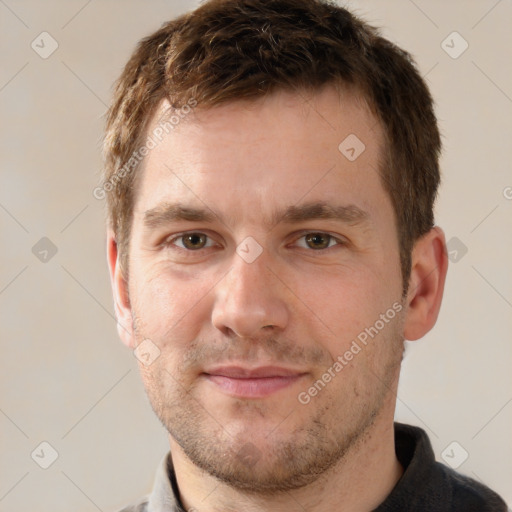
[202,365,309,399]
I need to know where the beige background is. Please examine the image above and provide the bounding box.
[1,0,511,510]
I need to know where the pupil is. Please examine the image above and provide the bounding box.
[307,233,329,249]
[185,233,204,249]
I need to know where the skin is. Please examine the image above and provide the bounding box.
[108,85,448,511]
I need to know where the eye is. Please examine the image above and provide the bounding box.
[294,232,343,250]
[168,232,215,250]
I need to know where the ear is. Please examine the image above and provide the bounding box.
[403,226,448,341]
[107,231,135,348]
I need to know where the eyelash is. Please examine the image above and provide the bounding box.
[166,232,218,250]
[293,232,343,250]
[163,231,346,252]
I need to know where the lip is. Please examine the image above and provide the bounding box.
[203,365,308,398]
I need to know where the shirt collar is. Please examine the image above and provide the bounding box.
[147,452,183,512]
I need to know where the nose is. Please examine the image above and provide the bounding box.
[212,250,289,338]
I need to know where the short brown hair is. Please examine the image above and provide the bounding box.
[102,0,441,294]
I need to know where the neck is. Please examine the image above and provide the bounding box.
[169,410,403,512]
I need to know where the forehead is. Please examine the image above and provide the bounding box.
[133,86,390,228]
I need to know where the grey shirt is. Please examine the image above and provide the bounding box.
[117,423,507,511]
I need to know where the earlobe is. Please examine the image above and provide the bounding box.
[107,231,135,348]
[403,226,448,341]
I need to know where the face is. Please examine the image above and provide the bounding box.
[120,86,407,492]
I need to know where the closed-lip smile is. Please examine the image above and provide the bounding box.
[202,365,308,398]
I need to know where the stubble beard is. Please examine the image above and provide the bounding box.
[136,321,404,495]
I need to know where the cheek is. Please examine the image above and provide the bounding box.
[131,264,215,344]
[290,262,401,355]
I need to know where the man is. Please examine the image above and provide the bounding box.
[102,0,507,510]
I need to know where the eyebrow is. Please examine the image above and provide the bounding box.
[274,202,369,226]
[142,201,370,230]
[143,203,216,229]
